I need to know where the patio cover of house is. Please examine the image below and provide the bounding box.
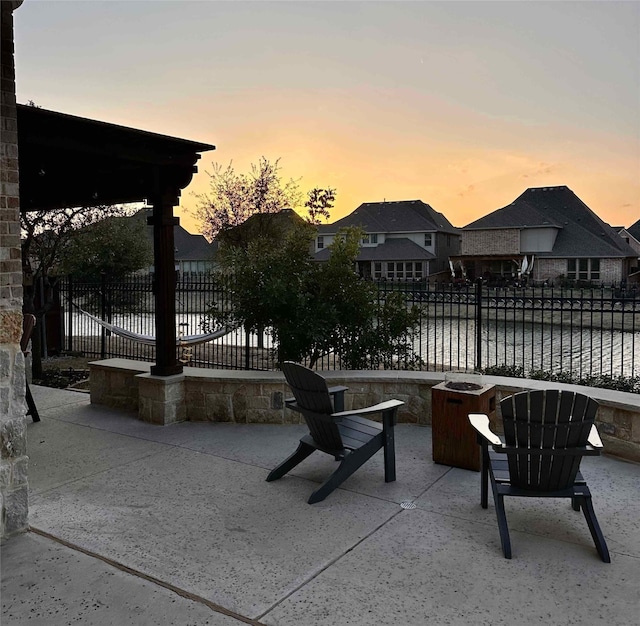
[17,104,215,376]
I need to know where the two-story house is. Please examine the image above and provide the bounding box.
[454,186,638,285]
[618,219,640,262]
[314,200,460,281]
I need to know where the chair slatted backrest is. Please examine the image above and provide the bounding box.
[281,362,344,454]
[500,390,598,491]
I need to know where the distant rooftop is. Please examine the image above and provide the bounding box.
[464,186,637,259]
[318,200,459,235]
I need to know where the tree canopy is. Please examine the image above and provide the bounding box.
[194,157,335,242]
[58,211,152,281]
[207,224,423,369]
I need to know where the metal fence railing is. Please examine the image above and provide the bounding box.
[55,275,640,378]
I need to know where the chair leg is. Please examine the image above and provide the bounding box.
[26,383,40,423]
[308,436,383,504]
[571,496,580,512]
[579,495,611,563]
[480,443,490,509]
[266,440,315,482]
[493,488,512,559]
[382,409,396,483]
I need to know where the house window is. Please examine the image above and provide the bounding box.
[317,236,324,250]
[567,258,601,281]
[424,233,432,247]
[405,262,413,279]
[374,262,382,279]
[396,262,404,280]
[362,234,370,244]
[371,234,378,244]
[415,262,423,279]
[387,262,395,279]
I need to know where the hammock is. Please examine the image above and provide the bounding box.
[73,305,231,347]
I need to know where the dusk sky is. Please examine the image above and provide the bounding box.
[14,1,640,234]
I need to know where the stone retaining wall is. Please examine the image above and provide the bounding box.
[89,359,640,463]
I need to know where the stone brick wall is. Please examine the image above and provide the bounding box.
[1,0,28,538]
[89,360,640,463]
[600,258,623,285]
[461,229,520,256]
[533,258,566,282]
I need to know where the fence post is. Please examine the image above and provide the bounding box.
[67,275,73,353]
[244,323,251,370]
[475,278,483,371]
[100,272,106,359]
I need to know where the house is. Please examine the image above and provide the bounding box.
[618,219,640,260]
[314,200,460,281]
[454,186,638,285]
[141,209,216,279]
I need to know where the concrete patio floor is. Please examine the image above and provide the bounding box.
[2,386,639,625]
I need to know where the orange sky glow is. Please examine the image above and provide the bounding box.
[14,2,640,234]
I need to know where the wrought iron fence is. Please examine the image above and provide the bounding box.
[56,275,640,378]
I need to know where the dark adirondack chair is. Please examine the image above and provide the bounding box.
[267,362,404,504]
[469,389,609,561]
[21,313,40,423]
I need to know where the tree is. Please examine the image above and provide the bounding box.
[206,225,423,369]
[194,157,335,241]
[20,204,142,376]
[58,211,152,281]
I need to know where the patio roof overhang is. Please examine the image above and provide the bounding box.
[17,104,215,376]
[17,104,213,211]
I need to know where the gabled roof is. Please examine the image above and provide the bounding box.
[140,209,215,261]
[464,186,637,259]
[627,218,640,242]
[315,237,436,262]
[318,200,459,235]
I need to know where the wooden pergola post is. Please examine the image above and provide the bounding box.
[148,184,182,377]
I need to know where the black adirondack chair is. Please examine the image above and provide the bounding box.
[21,314,40,423]
[267,362,404,504]
[469,389,609,562]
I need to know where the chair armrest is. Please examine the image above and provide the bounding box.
[332,399,404,418]
[328,386,348,395]
[468,413,502,447]
[588,424,603,449]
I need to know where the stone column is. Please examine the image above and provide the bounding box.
[1,0,28,538]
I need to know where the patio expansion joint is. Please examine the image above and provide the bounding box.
[27,527,267,626]
[255,505,407,622]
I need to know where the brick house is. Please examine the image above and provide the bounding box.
[314,200,460,281]
[453,186,638,286]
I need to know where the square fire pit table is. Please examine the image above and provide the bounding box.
[431,380,496,471]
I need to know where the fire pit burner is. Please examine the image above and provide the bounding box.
[445,381,483,391]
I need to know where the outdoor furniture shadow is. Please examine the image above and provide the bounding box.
[267,362,404,504]
[469,389,610,562]
[21,313,40,423]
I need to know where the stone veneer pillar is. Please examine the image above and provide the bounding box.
[0,0,28,538]
[136,373,186,425]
